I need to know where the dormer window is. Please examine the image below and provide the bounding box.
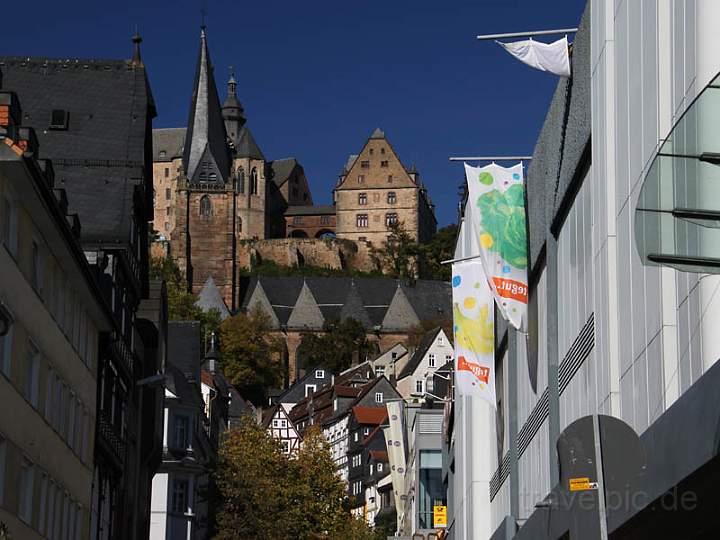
[49,109,69,130]
[159,150,167,158]
[209,172,217,182]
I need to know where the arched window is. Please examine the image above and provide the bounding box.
[200,196,212,218]
[251,168,258,195]
[236,169,245,193]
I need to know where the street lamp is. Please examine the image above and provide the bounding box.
[0,302,13,337]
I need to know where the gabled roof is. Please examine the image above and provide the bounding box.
[165,363,204,408]
[397,327,443,380]
[168,321,202,382]
[267,158,298,187]
[381,286,421,331]
[196,277,230,319]
[182,27,230,183]
[352,406,388,425]
[335,385,362,398]
[287,282,324,329]
[153,127,186,162]
[336,361,375,386]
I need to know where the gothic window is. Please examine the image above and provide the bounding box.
[387,191,397,204]
[236,169,245,193]
[385,212,398,227]
[251,168,259,195]
[358,193,367,206]
[200,196,212,218]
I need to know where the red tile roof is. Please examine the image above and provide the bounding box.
[201,370,215,388]
[369,450,389,461]
[352,406,388,425]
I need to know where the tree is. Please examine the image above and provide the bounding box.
[215,419,379,540]
[297,318,377,374]
[372,221,419,279]
[219,306,285,405]
[149,255,221,339]
[418,223,458,282]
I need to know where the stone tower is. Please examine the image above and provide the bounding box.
[172,26,268,310]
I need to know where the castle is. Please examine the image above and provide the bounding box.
[152,27,437,311]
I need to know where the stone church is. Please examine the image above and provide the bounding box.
[152,27,437,312]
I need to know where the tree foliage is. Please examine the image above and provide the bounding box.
[372,221,419,279]
[219,307,285,405]
[215,419,380,540]
[297,318,377,374]
[418,224,459,282]
[149,255,221,338]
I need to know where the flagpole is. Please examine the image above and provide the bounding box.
[449,156,533,162]
[476,28,578,41]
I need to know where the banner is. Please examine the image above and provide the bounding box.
[464,162,528,331]
[498,36,571,77]
[452,261,495,406]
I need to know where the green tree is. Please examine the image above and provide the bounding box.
[372,221,420,279]
[215,419,379,540]
[219,307,285,405]
[297,318,377,374]
[418,223,458,281]
[149,256,221,338]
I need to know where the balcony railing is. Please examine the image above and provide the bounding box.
[98,411,126,463]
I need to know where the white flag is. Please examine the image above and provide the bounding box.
[452,261,495,406]
[464,162,529,331]
[498,36,571,77]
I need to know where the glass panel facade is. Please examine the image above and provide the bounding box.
[418,450,443,529]
[636,73,720,272]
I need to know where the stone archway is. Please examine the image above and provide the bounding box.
[289,230,309,238]
[315,229,336,239]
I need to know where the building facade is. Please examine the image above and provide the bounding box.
[395,328,454,399]
[447,1,720,538]
[334,128,437,245]
[0,104,112,540]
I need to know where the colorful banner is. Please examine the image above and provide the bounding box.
[452,261,495,406]
[464,162,528,331]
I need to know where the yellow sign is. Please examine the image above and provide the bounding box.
[433,505,447,528]
[569,477,598,492]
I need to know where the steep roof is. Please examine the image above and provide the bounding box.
[370,127,385,139]
[196,277,230,319]
[168,321,202,382]
[234,126,264,160]
[153,127,186,161]
[352,406,388,425]
[165,363,204,408]
[267,158,298,187]
[0,54,156,242]
[182,27,230,183]
[397,327,443,380]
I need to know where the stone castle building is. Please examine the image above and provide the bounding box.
[152,27,437,311]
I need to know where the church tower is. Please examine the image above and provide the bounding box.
[173,26,246,310]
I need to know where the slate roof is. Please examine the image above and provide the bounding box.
[240,276,450,332]
[165,363,204,408]
[168,321,202,382]
[267,158,298,187]
[397,327,442,380]
[283,205,336,216]
[153,127,186,161]
[234,126,264,160]
[0,55,155,243]
[182,28,231,183]
[196,277,230,319]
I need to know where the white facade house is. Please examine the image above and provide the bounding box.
[396,328,454,399]
[447,1,720,539]
[264,404,302,456]
[371,343,408,380]
[323,415,350,482]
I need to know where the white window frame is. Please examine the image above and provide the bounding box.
[428,353,436,368]
[281,440,290,454]
[378,462,383,472]
[315,369,325,379]
[305,384,316,397]
[171,478,189,514]
[415,379,424,394]
[375,392,383,403]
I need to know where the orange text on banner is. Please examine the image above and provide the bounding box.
[492,277,528,304]
[458,356,490,384]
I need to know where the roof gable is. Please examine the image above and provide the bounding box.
[397,327,443,380]
[234,126,265,160]
[340,281,372,328]
[381,286,420,331]
[287,282,325,329]
[245,281,280,328]
[196,276,230,319]
[337,128,416,190]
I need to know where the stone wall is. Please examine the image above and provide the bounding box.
[237,237,379,273]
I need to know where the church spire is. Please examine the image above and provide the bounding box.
[182,26,231,184]
[222,68,246,143]
[131,27,143,66]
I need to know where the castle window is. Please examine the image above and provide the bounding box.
[236,169,245,193]
[164,168,169,178]
[165,188,171,200]
[357,175,365,184]
[358,193,367,206]
[381,161,389,168]
[159,150,166,158]
[166,208,171,216]
[361,161,370,169]
[320,216,331,225]
[237,217,242,233]
[200,196,212,218]
[251,168,259,194]
[387,192,396,204]
[356,214,368,228]
[293,216,303,225]
[388,175,393,183]
[385,213,398,227]
[381,148,386,155]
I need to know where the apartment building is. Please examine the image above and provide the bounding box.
[0,100,112,539]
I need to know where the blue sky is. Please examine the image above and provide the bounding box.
[4,0,586,227]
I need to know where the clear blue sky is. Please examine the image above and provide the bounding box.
[4,0,586,227]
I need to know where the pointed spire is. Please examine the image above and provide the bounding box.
[182,26,231,184]
[370,127,385,139]
[131,27,143,67]
[222,66,246,130]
